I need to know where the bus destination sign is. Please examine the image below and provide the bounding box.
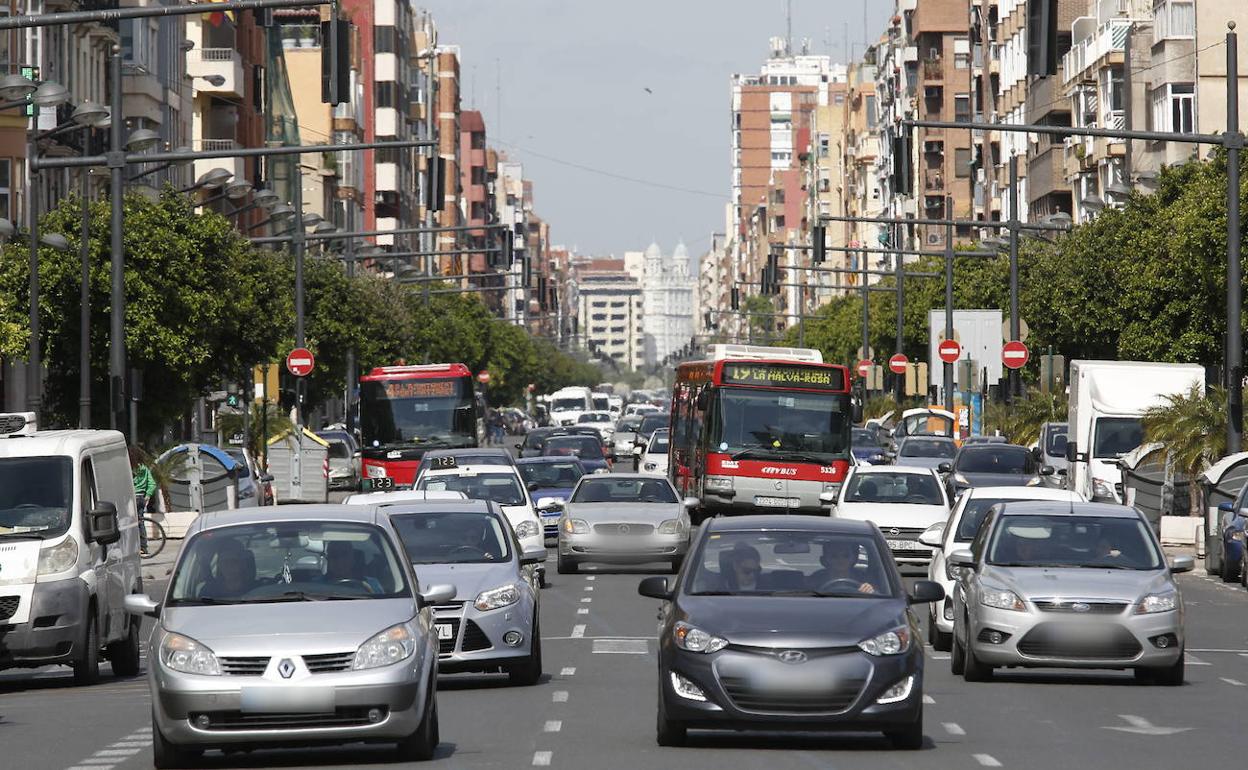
[381,379,459,399]
[721,363,846,391]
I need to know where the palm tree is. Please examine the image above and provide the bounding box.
[1141,385,1227,516]
[983,389,1068,446]
[216,400,293,464]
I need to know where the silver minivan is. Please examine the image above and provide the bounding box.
[126,505,454,767]
[0,415,141,684]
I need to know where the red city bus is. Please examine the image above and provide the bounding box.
[358,363,484,486]
[669,349,853,517]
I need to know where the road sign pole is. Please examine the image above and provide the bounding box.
[860,245,870,393]
[1227,23,1243,455]
[894,222,905,405]
[944,194,954,413]
[1007,154,1021,404]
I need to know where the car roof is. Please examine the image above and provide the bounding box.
[423,447,513,459]
[344,490,469,505]
[851,465,937,476]
[581,472,671,482]
[959,441,1027,452]
[421,464,520,476]
[192,504,381,533]
[960,486,1083,501]
[516,456,583,465]
[706,515,877,534]
[899,435,954,442]
[373,498,498,515]
[997,500,1140,518]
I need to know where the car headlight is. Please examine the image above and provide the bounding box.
[673,621,728,654]
[353,622,417,670]
[980,587,1027,612]
[657,519,684,535]
[1135,591,1178,614]
[858,627,911,656]
[876,675,914,704]
[330,468,350,478]
[365,464,387,479]
[1026,476,1043,486]
[37,537,79,575]
[562,518,590,534]
[822,481,842,497]
[1092,478,1115,499]
[160,632,221,676]
[953,473,970,485]
[945,559,963,581]
[705,475,734,492]
[515,520,541,540]
[474,584,521,611]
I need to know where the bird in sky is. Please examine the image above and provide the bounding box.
[644,87,653,94]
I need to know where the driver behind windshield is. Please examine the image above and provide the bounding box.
[810,541,876,594]
[320,540,382,593]
[201,541,257,600]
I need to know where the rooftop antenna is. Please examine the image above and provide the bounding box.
[786,0,793,57]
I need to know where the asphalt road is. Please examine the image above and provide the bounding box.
[5,440,1248,769]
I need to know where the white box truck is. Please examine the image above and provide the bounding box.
[1066,361,1205,503]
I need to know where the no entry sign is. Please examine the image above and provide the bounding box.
[286,347,315,377]
[888,353,908,374]
[856,359,872,379]
[1002,340,1030,370]
[937,339,962,364]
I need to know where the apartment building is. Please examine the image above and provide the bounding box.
[122,6,193,193]
[459,110,496,274]
[844,53,885,284]
[434,45,462,272]
[572,258,645,371]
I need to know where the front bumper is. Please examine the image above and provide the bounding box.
[704,477,829,515]
[559,531,689,565]
[431,598,536,674]
[660,644,922,731]
[968,604,1184,669]
[0,577,90,669]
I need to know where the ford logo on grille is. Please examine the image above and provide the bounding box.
[618,524,630,535]
[777,650,807,665]
[1070,602,1091,613]
[277,659,296,679]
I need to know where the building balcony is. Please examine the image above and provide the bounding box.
[1062,19,1130,86]
[193,142,245,193]
[188,47,244,99]
[923,59,943,81]
[1063,134,1096,177]
[1027,146,1065,204]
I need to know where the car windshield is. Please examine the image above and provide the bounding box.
[578,413,609,423]
[1093,417,1143,459]
[167,522,410,605]
[852,428,875,447]
[390,511,511,565]
[572,477,678,504]
[648,432,669,454]
[0,457,73,539]
[901,413,954,437]
[416,473,527,506]
[225,450,252,478]
[843,472,944,505]
[519,461,583,488]
[956,447,1033,474]
[639,414,669,435]
[987,514,1162,570]
[955,497,1029,540]
[545,436,605,459]
[687,531,894,597]
[326,440,351,460]
[900,439,956,458]
[617,417,642,432]
[552,397,586,412]
[1044,425,1068,458]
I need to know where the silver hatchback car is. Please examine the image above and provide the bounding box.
[125,506,455,768]
[948,501,1192,685]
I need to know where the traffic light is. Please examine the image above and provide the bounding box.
[320,20,351,104]
[1027,0,1059,76]
[892,126,913,196]
[730,287,739,311]
[764,249,781,295]
[812,224,826,264]
[424,155,445,212]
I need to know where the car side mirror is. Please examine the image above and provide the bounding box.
[1065,441,1077,463]
[419,583,457,605]
[682,497,700,509]
[1169,555,1195,574]
[907,580,945,605]
[1031,446,1044,461]
[1219,501,1236,514]
[638,576,672,600]
[1039,465,1055,476]
[937,462,953,474]
[947,549,976,569]
[88,501,120,545]
[527,482,540,492]
[918,522,945,549]
[260,473,275,483]
[521,545,548,565]
[633,446,643,455]
[1056,468,1068,476]
[818,491,837,505]
[123,593,161,618]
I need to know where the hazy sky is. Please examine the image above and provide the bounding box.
[425,0,894,259]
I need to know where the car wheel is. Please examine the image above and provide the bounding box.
[72,614,101,686]
[1224,553,1241,583]
[656,686,687,747]
[1241,561,1247,589]
[152,712,202,769]
[884,704,924,750]
[962,639,993,682]
[538,568,548,589]
[1151,650,1185,687]
[105,615,142,677]
[950,626,966,676]
[509,620,543,686]
[928,609,952,653]
[557,553,578,575]
[396,684,439,761]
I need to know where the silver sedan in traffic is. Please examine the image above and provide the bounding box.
[556,474,694,574]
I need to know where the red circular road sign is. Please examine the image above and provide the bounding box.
[888,353,908,374]
[285,347,315,377]
[477,370,491,384]
[1002,340,1030,370]
[856,359,872,379]
[938,339,962,364]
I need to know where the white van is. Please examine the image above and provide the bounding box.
[0,414,142,683]
[549,386,595,427]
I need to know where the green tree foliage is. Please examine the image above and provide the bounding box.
[1142,385,1233,515]
[983,389,1068,446]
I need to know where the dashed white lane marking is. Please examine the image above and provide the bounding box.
[109,741,149,748]
[1190,648,1248,653]
[571,624,586,638]
[584,586,595,591]
[560,667,576,676]
[923,694,936,705]
[77,759,117,766]
[553,691,569,702]
[930,654,950,660]
[1220,677,1246,687]
[593,639,649,654]
[68,766,114,770]
[943,722,966,736]
[974,754,1003,767]
[94,749,141,757]
[544,720,563,732]
[585,575,596,581]
[577,608,589,615]
[580,597,593,603]
[533,750,553,766]
[1186,653,1211,666]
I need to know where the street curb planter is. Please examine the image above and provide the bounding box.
[267,427,330,503]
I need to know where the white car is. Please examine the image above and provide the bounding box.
[641,428,669,476]
[576,410,616,442]
[343,489,469,505]
[830,465,950,570]
[917,485,1084,651]
[413,464,548,585]
[624,403,660,418]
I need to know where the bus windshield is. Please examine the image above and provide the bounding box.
[359,377,476,448]
[710,387,849,461]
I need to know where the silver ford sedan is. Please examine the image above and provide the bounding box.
[948,501,1192,685]
[556,473,694,574]
[125,505,455,768]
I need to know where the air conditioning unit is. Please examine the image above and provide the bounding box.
[927,232,942,245]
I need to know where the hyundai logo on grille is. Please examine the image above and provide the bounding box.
[1070,602,1091,613]
[277,659,296,679]
[777,650,807,665]
[617,524,630,535]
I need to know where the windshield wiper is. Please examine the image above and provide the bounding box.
[246,591,355,603]
[170,597,243,606]
[0,531,49,540]
[690,590,736,596]
[731,448,781,460]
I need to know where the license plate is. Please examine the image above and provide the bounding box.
[436,623,453,640]
[886,539,927,551]
[240,686,334,714]
[755,496,799,508]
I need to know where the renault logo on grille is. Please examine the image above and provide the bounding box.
[277,659,296,679]
[778,650,807,665]
[617,524,630,535]
[1070,602,1091,613]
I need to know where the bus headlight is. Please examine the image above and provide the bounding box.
[366,465,387,479]
[705,476,733,492]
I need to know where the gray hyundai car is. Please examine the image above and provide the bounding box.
[948,501,1191,684]
[125,505,455,767]
[557,473,693,574]
[384,499,546,685]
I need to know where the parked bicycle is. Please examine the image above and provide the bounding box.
[140,512,167,559]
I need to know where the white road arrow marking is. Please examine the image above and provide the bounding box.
[1103,714,1193,736]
